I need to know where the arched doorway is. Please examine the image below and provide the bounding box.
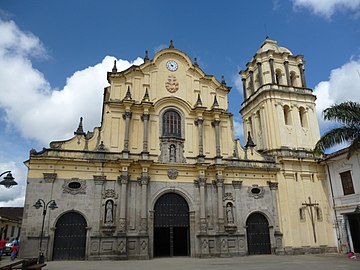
[154,192,189,257]
[53,212,87,260]
[246,213,271,255]
[348,213,360,252]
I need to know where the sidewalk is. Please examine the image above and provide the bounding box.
[44,254,359,270]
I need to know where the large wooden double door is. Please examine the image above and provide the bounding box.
[246,213,271,255]
[53,212,87,260]
[154,193,190,257]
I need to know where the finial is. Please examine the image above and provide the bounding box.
[125,86,132,100]
[143,88,150,101]
[194,57,199,67]
[74,117,85,135]
[221,75,226,86]
[213,95,219,107]
[144,50,149,62]
[195,93,202,107]
[245,131,256,149]
[169,40,174,48]
[112,60,117,72]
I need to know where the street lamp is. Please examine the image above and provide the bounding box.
[0,171,18,188]
[33,199,58,263]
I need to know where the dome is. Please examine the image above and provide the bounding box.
[256,38,293,55]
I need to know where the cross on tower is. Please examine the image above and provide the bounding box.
[302,196,319,243]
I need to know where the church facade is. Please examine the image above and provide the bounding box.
[21,39,337,260]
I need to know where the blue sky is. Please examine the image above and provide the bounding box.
[0,0,360,206]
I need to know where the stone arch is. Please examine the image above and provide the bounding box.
[290,71,297,86]
[275,69,283,85]
[283,105,292,125]
[150,187,194,212]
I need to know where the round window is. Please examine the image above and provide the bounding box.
[251,187,261,194]
[68,181,81,189]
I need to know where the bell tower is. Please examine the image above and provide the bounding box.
[240,38,320,157]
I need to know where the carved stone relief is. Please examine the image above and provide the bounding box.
[62,179,87,195]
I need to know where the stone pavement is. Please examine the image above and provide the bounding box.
[43,254,360,270]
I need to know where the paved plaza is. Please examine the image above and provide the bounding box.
[41,254,359,270]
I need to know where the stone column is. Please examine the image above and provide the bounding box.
[118,172,129,233]
[138,171,150,234]
[249,71,255,93]
[268,181,280,231]
[212,119,221,159]
[257,62,263,86]
[284,61,290,86]
[269,58,275,84]
[232,181,242,230]
[216,174,225,232]
[241,77,247,99]
[197,176,207,233]
[298,63,307,88]
[141,113,150,159]
[93,176,105,233]
[195,118,205,162]
[268,181,283,253]
[122,111,132,158]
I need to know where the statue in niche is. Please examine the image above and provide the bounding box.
[169,144,176,162]
[105,200,113,223]
[226,203,234,224]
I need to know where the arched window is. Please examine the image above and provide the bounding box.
[299,107,308,128]
[283,105,292,125]
[163,110,181,137]
[290,71,297,87]
[275,69,282,85]
[248,117,253,136]
[315,206,323,221]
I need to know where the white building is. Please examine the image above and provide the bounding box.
[322,148,360,253]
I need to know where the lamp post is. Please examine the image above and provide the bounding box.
[33,199,58,264]
[0,171,18,188]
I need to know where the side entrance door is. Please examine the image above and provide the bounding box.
[348,213,360,252]
[53,212,87,260]
[246,213,271,255]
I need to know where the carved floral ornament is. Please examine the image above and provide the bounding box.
[223,192,234,202]
[103,189,118,199]
[165,75,179,93]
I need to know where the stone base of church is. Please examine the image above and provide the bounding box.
[196,233,248,258]
[283,246,338,255]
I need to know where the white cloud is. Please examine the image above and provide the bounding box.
[233,74,244,99]
[233,118,244,140]
[313,57,360,132]
[0,19,143,146]
[0,19,144,206]
[293,0,360,18]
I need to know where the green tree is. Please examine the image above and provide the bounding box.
[314,101,360,158]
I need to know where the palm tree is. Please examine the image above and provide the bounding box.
[314,101,360,158]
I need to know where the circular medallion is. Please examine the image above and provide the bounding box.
[166,60,178,71]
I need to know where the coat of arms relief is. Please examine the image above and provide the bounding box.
[165,75,179,93]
